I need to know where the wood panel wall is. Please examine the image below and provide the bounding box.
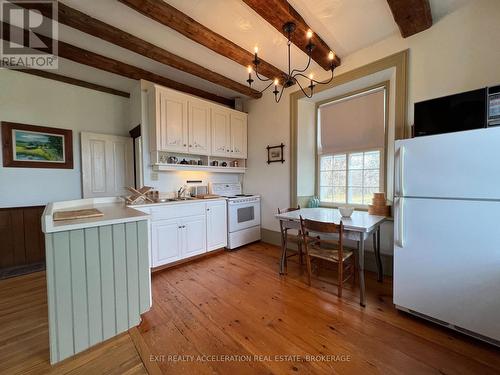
[0,206,45,273]
[45,220,151,364]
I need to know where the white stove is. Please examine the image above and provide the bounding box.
[210,183,261,249]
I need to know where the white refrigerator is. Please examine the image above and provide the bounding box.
[394,127,500,345]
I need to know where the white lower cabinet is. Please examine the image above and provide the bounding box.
[181,214,207,257]
[151,218,182,265]
[207,200,228,251]
[146,200,227,268]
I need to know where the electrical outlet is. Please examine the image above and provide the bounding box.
[151,172,158,181]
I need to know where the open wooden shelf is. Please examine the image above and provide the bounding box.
[152,163,247,174]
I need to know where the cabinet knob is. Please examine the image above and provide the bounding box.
[227,149,230,152]
[183,144,187,147]
[189,145,192,147]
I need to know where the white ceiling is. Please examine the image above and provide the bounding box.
[17,0,472,99]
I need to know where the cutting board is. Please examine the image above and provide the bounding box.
[53,208,104,221]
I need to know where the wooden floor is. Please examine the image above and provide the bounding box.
[139,242,500,374]
[2,242,500,374]
[0,271,147,375]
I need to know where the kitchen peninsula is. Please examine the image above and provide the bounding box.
[41,197,151,364]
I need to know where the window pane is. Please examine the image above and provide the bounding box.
[363,170,379,187]
[333,154,346,170]
[348,170,362,187]
[332,170,346,186]
[348,187,363,204]
[333,187,346,203]
[364,151,380,169]
[363,187,379,205]
[348,153,363,169]
[320,171,333,186]
[320,187,333,202]
[320,156,333,170]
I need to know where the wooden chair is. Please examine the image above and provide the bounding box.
[299,216,356,298]
[277,206,303,274]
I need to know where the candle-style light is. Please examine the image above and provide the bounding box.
[246,65,254,86]
[273,78,279,96]
[306,29,313,39]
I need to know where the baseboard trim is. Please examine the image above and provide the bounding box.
[261,228,393,276]
[151,248,225,273]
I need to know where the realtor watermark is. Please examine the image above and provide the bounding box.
[149,354,352,363]
[0,0,58,69]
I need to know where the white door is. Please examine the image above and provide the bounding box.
[393,197,500,341]
[188,99,211,155]
[230,112,247,158]
[395,127,500,199]
[159,89,188,152]
[181,214,206,257]
[151,219,182,266]
[211,108,230,157]
[206,201,227,251]
[81,132,133,198]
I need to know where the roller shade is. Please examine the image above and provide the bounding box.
[319,88,385,154]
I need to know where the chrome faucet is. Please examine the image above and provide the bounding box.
[177,185,188,199]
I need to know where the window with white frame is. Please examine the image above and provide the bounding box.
[319,150,382,205]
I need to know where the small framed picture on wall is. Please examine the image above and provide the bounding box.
[1,122,73,169]
[266,143,285,164]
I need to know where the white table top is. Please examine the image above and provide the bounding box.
[275,207,386,233]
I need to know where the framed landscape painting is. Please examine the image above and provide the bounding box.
[1,122,73,169]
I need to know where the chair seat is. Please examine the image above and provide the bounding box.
[308,244,354,262]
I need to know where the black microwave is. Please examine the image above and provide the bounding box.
[488,85,500,126]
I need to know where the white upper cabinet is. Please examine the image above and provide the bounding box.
[149,84,247,159]
[160,89,188,152]
[230,112,248,159]
[188,99,211,155]
[211,107,231,157]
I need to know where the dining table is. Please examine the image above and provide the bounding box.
[275,207,387,306]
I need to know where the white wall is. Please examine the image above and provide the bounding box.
[0,69,130,207]
[245,0,500,241]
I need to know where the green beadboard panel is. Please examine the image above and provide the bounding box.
[112,223,129,333]
[69,229,89,353]
[84,227,103,346]
[45,234,58,364]
[137,220,151,313]
[46,219,150,364]
[52,231,74,361]
[125,222,140,327]
[99,225,116,340]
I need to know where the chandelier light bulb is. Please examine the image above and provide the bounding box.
[274,78,279,86]
[254,46,259,54]
[328,51,334,60]
[309,73,314,80]
[247,65,252,74]
[306,29,313,39]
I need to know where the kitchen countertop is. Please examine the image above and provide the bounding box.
[42,197,149,233]
[42,196,228,233]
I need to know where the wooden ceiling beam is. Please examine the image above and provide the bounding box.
[0,22,234,107]
[386,0,432,38]
[16,1,260,99]
[118,0,287,82]
[241,0,341,70]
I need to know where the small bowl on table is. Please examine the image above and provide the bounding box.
[338,206,354,218]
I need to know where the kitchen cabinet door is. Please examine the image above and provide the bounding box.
[230,112,247,158]
[211,108,231,157]
[159,89,188,152]
[206,201,227,251]
[181,214,207,258]
[188,99,211,155]
[151,219,181,266]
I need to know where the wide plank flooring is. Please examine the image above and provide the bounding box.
[0,271,147,375]
[139,242,500,374]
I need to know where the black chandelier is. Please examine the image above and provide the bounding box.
[246,21,336,103]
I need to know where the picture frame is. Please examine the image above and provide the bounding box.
[266,143,285,164]
[1,122,73,169]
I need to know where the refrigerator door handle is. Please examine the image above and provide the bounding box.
[395,197,405,247]
[397,146,405,196]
